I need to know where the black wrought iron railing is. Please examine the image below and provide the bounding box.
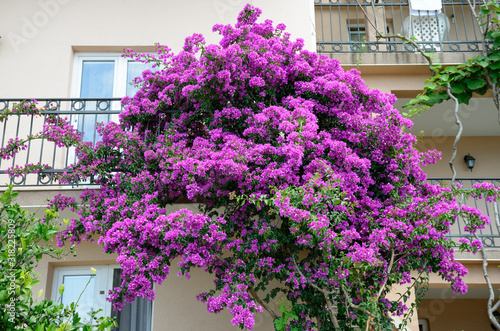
[428,178,500,247]
[315,0,492,54]
[1,100,499,247]
[0,98,122,187]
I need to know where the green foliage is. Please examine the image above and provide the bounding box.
[0,186,116,331]
[404,2,500,114]
[274,298,299,331]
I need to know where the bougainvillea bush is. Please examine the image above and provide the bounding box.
[2,4,497,330]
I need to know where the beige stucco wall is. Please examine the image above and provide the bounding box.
[418,136,500,178]
[0,0,315,98]
[418,299,494,331]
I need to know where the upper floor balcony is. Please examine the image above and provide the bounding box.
[0,98,122,187]
[315,0,492,65]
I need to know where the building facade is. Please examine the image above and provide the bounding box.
[1,0,499,330]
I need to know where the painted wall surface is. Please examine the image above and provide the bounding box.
[418,299,495,331]
[418,136,500,178]
[427,261,500,287]
[0,0,315,98]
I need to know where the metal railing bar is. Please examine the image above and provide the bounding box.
[10,109,22,183]
[319,1,324,51]
[37,113,48,185]
[449,3,461,51]
[330,1,336,49]
[459,0,471,45]
[49,114,60,185]
[25,110,35,183]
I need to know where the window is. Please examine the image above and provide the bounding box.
[418,318,429,331]
[71,53,153,143]
[111,269,153,331]
[348,24,367,52]
[52,265,153,331]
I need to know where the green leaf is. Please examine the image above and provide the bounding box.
[490,61,500,70]
[491,31,500,39]
[466,78,486,90]
[444,66,458,73]
[0,190,11,204]
[439,74,450,83]
[490,70,500,83]
[0,290,9,301]
[455,92,473,105]
[37,289,43,298]
[58,284,65,296]
[450,83,465,94]
[477,60,489,68]
[426,82,438,90]
[488,50,500,61]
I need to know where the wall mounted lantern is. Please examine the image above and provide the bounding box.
[464,154,476,171]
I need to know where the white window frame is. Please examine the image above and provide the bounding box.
[51,265,116,318]
[68,53,155,182]
[69,53,131,164]
[52,265,154,330]
[71,53,148,137]
[71,53,130,99]
[347,23,367,52]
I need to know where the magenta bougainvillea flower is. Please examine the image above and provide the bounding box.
[2,4,498,330]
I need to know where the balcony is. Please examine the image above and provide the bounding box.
[0,98,122,187]
[315,0,490,64]
[1,99,499,247]
[428,178,500,248]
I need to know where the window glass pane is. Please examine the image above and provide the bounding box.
[348,27,366,42]
[61,275,96,322]
[80,61,115,98]
[349,32,365,42]
[79,61,115,142]
[127,61,154,96]
[348,26,367,52]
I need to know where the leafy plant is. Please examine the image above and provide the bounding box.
[404,1,500,118]
[0,185,116,331]
[274,298,298,331]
